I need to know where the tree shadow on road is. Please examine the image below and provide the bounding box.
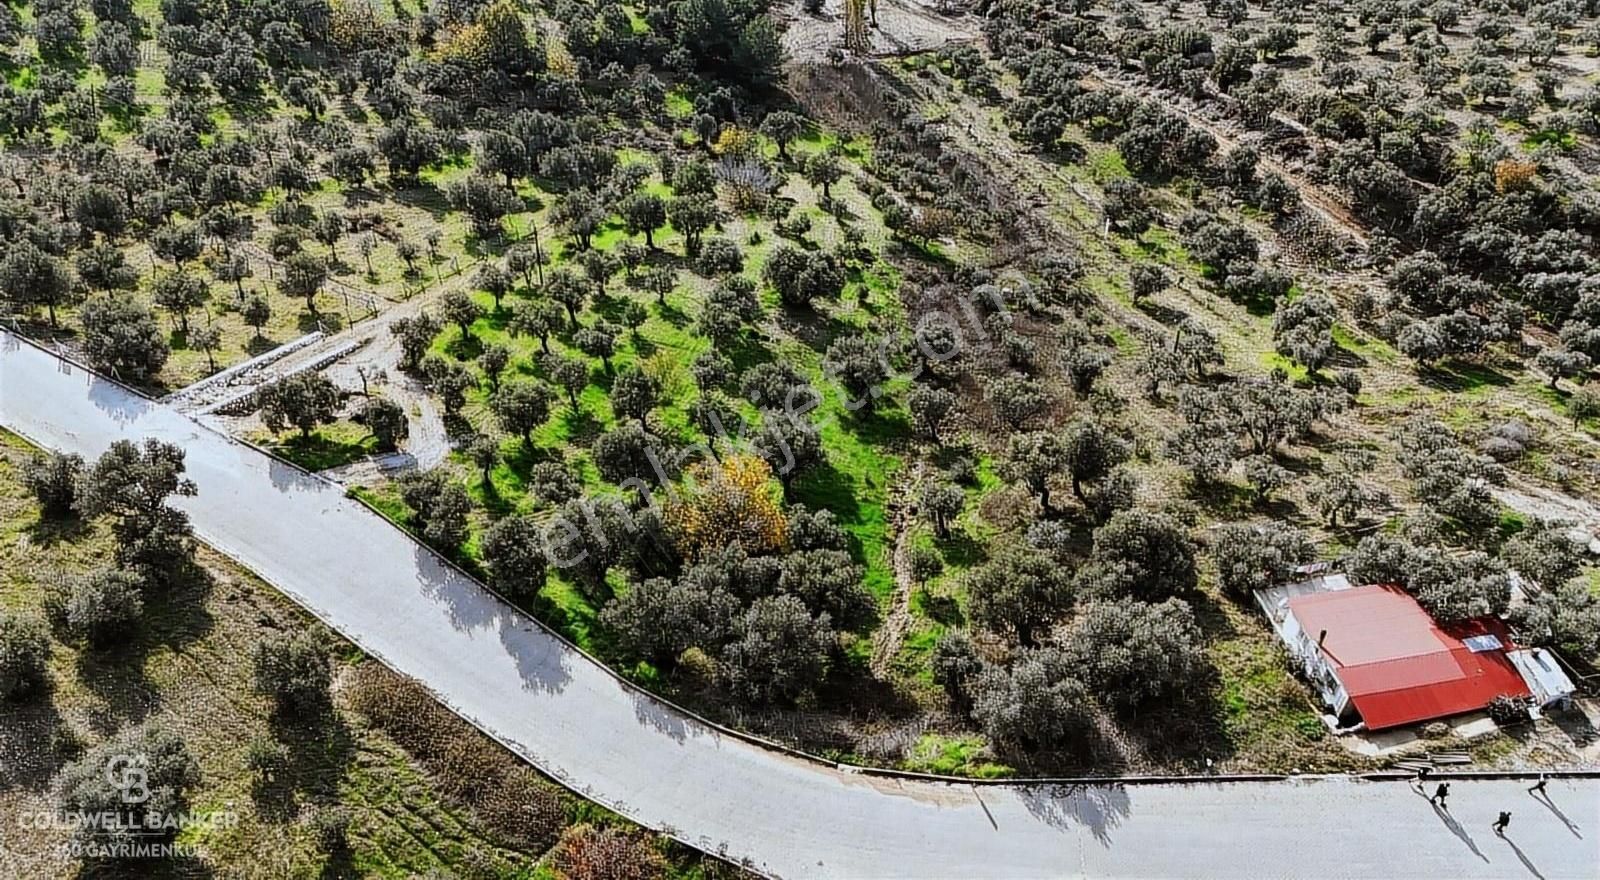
[496,612,575,696]
[1018,783,1131,846]
[631,689,691,744]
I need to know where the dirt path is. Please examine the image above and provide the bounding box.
[1494,481,1600,553]
[871,461,927,677]
[193,280,459,472]
[323,325,452,472]
[1084,71,1371,252]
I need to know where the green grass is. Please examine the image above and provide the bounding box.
[0,432,542,876]
[903,733,1013,778]
[254,420,378,472]
[1522,128,1577,151]
[1205,591,1362,773]
[793,130,873,164]
[664,89,693,118]
[1086,146,1129,182]
[350,482,412,527]
[538,573,605,654]
[1331,323,1397,363]
[1261,350,1310,383]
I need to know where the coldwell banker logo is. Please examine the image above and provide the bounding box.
[106,754,150,805]
[18,751,239,861]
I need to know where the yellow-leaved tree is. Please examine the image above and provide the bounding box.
[665,455,788,561]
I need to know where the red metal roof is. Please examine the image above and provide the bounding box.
[1288,584,1530,731]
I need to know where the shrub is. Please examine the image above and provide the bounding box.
[47,568,145,646]
[910,545,944,582]
[1513,577,1600,659]
[345,665,568,851]
[0,613,51,701]
[930,629,981,708]
[1486,694,1531,725]
[548,824,667,880]
[21,452,84,518]
[245,734,290,778]
[251,630,331,716]
[56,724,199,852]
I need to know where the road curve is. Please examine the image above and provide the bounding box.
[4,332,1597,879]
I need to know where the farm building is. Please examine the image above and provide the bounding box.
[1257,578,1576,731]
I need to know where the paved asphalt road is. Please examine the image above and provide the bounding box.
[4,332,1597,879]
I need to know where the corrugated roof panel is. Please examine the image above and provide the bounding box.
[1285,584,1530,730]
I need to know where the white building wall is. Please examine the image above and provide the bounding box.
[1282,611,1350,717]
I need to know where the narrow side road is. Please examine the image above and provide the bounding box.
[3,332,1596,880]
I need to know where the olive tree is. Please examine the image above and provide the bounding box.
[718,595,834,706]
[930,630,982,709]
[397,470,472,553]
[966,544,1074,647]
[480,514,550,602]
[1272,292,1337,374]
[1211,521,1315,600]
[75,439,196,585]
[56,724,199,853]
[0,612,51,701]
[252,630,331,717]
[970,647,1090,750]
[492,380,554,448]
[1074,510,1198,600]
[361,397,409,451]
[79,292,170,380]
[1062,598,1205,711]
[0,241,77,327]
[22,452,84,518]
[260,371,342,438]
[1502,519,1587,589]
[46,568,144,647]
[1513,578,1600,659]
[603,575,740,669]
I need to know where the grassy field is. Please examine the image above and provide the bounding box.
[394,142,911,666]
[253,418,381,473]
[0,429,724,878]
[870,54,1600,775]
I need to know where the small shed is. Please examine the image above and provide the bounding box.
[1508,648,1578,715]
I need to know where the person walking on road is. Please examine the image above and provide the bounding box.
[1413,766,1431,789]
[1493,811,1512,835]
[1430,782,1450,807]
[1529,774,1548,795]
